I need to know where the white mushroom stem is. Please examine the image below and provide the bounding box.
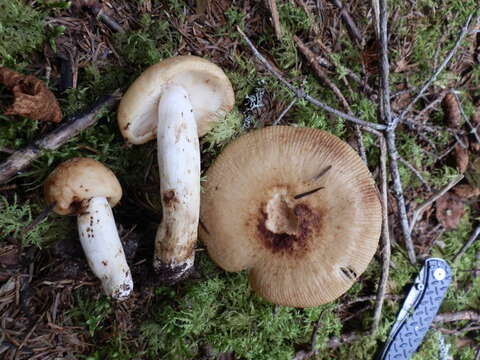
[154,83,200,281]
[77,196,133,300]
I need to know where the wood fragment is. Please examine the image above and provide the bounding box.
[0,90,122,184]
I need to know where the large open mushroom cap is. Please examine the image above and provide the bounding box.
[199,126,382,307]
[117,55,234,144]
[44,158,122,215]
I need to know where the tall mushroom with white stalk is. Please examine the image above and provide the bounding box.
[44,157,133,300]
[117,56,234,282]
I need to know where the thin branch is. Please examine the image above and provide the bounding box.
[20,201,56,237]
[409,175,464,235]
[274,99,297,125]
[398,156,431,191]
[237,27,387,131]
[0,90,122,184]
[394,14,476,128]
[372,134,390,332]
[265,0,283,40]
[293,35,366,161]
[453,224,480,263]
[434,311,480,323]
[378,0,415,263]
[329,0,363,45]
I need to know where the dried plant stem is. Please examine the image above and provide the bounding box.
[293,35,366,161]
[329,0,363,45]
[453,224,480,263]
[0,90,122,184]
[394,14,476,128]
[434,311,480,323]
[265,0,282,40]
[398,156,431,191]
[378,0,415,263]
[409,175,464,235]
[372,134,391,332]
[237,27,386,131]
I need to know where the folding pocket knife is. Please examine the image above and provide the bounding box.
[379,258,452,360]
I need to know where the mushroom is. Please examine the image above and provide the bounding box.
[44,157,133,300]
[199,126,382,307]
[117,56,234,282]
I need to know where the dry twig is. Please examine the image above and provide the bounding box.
[408,174,464,235]
[0,90,122,184]
[237,28,386,131]
[329,0,363,45]
[394,14,477,128]
[293,35,366,161]
[377,0,415,263]
[265,0,282,40]
[453,224,480,263]
[434,311,480,323]
[372,134,391,332]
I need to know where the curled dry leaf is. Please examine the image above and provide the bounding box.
[453,183,480,199]
[442,92,469,173]
[0,67,62,123]
[436,193,465,230]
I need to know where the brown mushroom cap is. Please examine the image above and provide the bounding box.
[199,126,382,308]
[44,158,122,215]
[117,55,234,144]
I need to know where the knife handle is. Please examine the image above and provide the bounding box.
[382,259,452,360]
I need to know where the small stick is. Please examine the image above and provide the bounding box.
[378,0,415,263]
[398,156,431,191]
[394,14,476,128]
[20,201,57,237]
[372,134,391,332]
[0,90,122,184]
[453,224,480,263]
[409,174,464,235]
[80,1,125,33]
[273,98,296,125]
[237,27,387,131]
[329,0,363,45]
[433,311,480,323]
[293,35,366,161]
[265,0,282,40]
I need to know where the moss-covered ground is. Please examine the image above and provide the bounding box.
[0,0,479,359]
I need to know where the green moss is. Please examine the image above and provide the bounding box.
[0,0,45,66]
[0,194,70,248]
[140,253,341,360]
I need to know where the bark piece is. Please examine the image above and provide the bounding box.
[0,67,62,123]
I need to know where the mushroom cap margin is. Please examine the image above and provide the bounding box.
[117,55,235,145]
[199,126,382,307]
[44,157,122,215]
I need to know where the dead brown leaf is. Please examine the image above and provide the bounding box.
[453,183,480,199]
[442,92,461,128]
[436,193,465,230]
[0,67,62,123]
[454,139,470,174]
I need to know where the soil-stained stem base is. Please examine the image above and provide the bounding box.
[77,196,133,300]
[154,83,200,283]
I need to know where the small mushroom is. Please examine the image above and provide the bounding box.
[199,126,382,307]
[117,56,234,282]
[44,158,133,300]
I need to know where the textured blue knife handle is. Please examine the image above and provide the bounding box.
[382,259,452,360]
